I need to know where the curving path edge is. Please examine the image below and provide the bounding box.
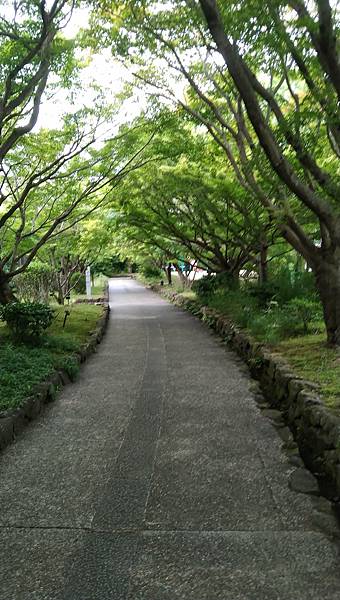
[0,278,339,600]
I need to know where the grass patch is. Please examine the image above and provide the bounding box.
[273,335,340,412]
[0,304,103,413]
[176,290,196,300]
[71,274,108,301]
[50,304,103,344]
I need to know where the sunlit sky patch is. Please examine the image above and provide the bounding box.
[37,6,144,134]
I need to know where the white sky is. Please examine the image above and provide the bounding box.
[37,7,145,135]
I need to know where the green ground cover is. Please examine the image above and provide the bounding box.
[208,295,339,411]
[272,336,340,412]
[0,304,102,413]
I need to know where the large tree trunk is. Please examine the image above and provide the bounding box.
[314,254,340,345]
[0,272,16,304]
[231,270,240,288]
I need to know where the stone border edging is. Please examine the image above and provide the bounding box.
[157,287,340,499]
[0,305,110,453]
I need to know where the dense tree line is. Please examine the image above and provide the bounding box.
[89,0,340,345]
[1,0,340,346]
[0,1,156,303]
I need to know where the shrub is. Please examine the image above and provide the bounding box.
[14,263,55,302]
[215,272,240,290]
[246,270,317,309]
[283,298,321,333]
[248,313,279,342]
[193,272,240,301]
[140,262,163,279]
[246,299,321,342]
[248,306,297,343]
[247,281,279,308]
[208,288,258,327]
[192,274,217,299]
[271,267,317,304]
[0,302,55,343]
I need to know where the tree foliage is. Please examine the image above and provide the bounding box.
[3,0,340,347]
[88,0,340,344]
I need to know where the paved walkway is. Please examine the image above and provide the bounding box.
[0,278,339,599]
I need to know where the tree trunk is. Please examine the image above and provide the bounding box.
[166,263,172,285]
[56,276,65,305]
[173,263,190,287]
[57,292,65,305]
[314,254,340,345]
[231,270,240,288]
[258,242,268,285]
[0,272,16,304]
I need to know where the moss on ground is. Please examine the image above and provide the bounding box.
[0,304,103,412]
[272,335,340,412]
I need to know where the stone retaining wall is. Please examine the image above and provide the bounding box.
[162,289,340,499]
[0,305,110,453]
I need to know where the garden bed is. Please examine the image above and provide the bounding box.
[0,303,110,451]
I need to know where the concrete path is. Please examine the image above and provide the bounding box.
[0,278,339,599]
